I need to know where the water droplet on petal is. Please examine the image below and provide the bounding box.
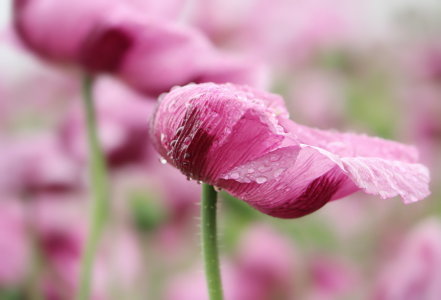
[274,168,285,177]
[247,168,255,173]
[230,172,240,180]
[270,154,280,162]
[197,180,202,184]
[256,177,267,184]
[183,137,191,145]
[159,157,167,164]
[214,186,222,192]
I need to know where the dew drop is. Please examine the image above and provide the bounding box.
[176,126,184,135]
[256,177,267,184]
[230,172,240,180]
[183,137,191,145]
[270,154,280,162]
[258,166,266,172]
[159,157,167,164]
[197,180,202,184]
[214,186,222,192]
[274,168,285,177]
[247,168,255,174]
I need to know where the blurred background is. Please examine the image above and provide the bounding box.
[1,0,441,299]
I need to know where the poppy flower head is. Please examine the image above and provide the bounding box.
[151,83,431,218]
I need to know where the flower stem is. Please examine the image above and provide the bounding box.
[201,184,223,300]
[77,75,109,300]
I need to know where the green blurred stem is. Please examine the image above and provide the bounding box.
[201,184,223,300]
[77,75,109,300]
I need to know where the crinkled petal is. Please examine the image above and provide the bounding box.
[341,157,430,203]
[282,120,419,162]
[219,145,349,218]
[220,142,429,218]
[150,83,431,218]
[151,83,288,182]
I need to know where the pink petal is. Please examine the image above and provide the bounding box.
[151,83,431,218]
[151,83,287,182]
[341,157,430,204]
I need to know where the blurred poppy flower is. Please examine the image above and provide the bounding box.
[0,134,81,196]
[374,219,441,300]
[166,225,296,300]
[150,83,430,218]
[13,0,265,96]
[33,196,142,299]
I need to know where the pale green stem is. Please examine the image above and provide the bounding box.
[77,75,109,300]
[201,184,223,300]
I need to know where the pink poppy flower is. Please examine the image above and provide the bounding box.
[166,225,296,300]
[234,225,296,299]
[13,0,264,96]
[150,83,430,218]
[13,0,183,67]
[307,256,357,300]
[88,14,266,95]
[190,0,352,67]
[34,196,142,299]
[374,219,441,300]
[0,134,81,195]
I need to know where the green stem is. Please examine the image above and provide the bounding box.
[77,75,109,300]
[201,184,223,300]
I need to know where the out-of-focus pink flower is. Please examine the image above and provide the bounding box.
[374,219,441,300]
[34,196,141,299]
[60,77,155,169]
[404,44,441,83]
[151,83,430,218]
[0,199,29,286]
[14,0,265,96]
[166,225,296,300]
[13,0,183,67]
[234,225,296,299]
[0,134,81,195]
[307,256,357,300]
[191,0,352,67]
[90,14,266,95]
[14,0,118,67]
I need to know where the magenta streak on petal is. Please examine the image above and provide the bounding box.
[80,26,133,73]
[266,168,344,218]
[170,105,216,181]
